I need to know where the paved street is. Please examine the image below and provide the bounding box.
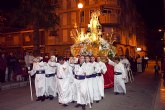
[0,61,160,110]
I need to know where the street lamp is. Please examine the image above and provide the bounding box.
[78,3,83,9]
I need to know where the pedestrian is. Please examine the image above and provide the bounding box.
[7,52,17,81]
[154,62,160,80]
[137,56,142,73]
[108,57,126,95]
[144,55,149,68]
[142,56,146,72]
[0,53,7,83]
[131,57,137,73]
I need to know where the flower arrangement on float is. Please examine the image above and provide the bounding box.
[70,10,116,58]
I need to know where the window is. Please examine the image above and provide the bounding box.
[80,11,85,23]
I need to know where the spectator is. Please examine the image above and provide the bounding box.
[7,52,17,81]
[0,53,7,83]
[142,56,146,72]
[137,56,142,73]
[24,52,34,70]
[144,55,149,68]
[154,62,160,80]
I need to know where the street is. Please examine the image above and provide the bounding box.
[0,61,159,110]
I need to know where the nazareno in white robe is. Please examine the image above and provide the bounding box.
[68,63,77,102]
[29,61,47,97]
[95,61,107,98]
[120,58,130,83]
[56,62,72,104]
[83,62,94,103]
[108,59,126,94]
[74,63,88,105]
[45,61,57,97]
[91,61,101,101]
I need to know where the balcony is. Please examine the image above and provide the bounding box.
[99,0,119,6]
[99,13,119,24]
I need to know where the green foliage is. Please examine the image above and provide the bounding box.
[11,0,59,29]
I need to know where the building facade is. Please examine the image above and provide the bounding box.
[0,0,147,58]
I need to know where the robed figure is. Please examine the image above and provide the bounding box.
[103,60,114,88]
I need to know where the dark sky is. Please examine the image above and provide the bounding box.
[133,0,164,30]
[133,0,164,57]
[0,0,20,11]
[0,0,164,29]
[0,0,163,31]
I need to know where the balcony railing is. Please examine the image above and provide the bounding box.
[99,13,119,24]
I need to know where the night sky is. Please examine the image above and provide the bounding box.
[0,0,164,57]
[0,0,20,11]
[133,0,164,30]
[0,0,163,28]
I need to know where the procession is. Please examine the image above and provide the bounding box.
[23,10,135,110]
[27,54,134,110]
[0,0,164,110]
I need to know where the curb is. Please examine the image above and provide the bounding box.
[0,81,29,91]
[151,79,161,110]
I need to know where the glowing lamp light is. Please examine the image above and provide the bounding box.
[137,48,141,52]
[78,3,83,9]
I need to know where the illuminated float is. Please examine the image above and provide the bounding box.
[70,10,116,58]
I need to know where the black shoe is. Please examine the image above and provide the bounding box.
[82,105,86,110]
[63,104,68,107]
[59,103,61,104]
[122,93,126,95]
[41,96,45,102]
[45,96,49,99]
[90,103,93,106]
[114,92,119,95]
[96,101,99,103]
[101,97,104,99]
[71,101,76,103]
[36,97,41,101]
[75,104,81,108]
[49,95,54,100]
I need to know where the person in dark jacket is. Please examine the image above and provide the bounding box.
[0,53,7,83]
[154,62,160,80]
[7,52,17,81]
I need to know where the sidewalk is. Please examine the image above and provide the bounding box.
[0,81,29,91]
[153,78,165,110]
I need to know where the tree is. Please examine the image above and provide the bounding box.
[13,0,59,55]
